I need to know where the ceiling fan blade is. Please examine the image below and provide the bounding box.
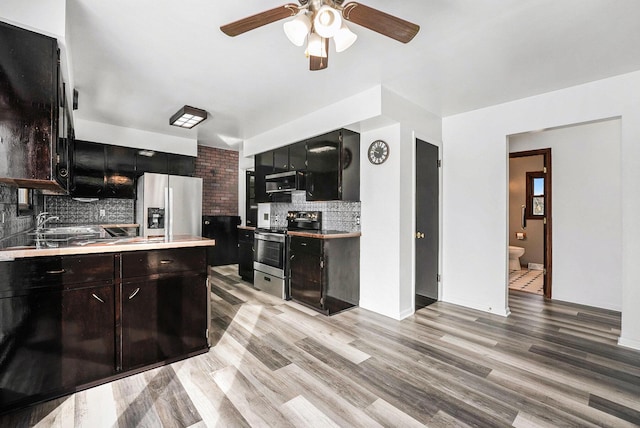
[342,2,419,43]
[220,4,299,37]
[310,38,329,71]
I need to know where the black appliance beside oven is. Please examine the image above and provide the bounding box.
[253,210,323,300]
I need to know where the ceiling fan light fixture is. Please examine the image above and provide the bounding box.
[333,22,357,53]
[313,5,342,38]
[305,32,327,58]
[283,12,311,47]
[170,105,207,129]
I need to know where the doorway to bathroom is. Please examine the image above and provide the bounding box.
[508,149,552,298]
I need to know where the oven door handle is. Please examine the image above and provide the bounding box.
[255,233,286,242]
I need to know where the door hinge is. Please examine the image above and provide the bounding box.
[205,328,209,338]
[543,269,547,275]
[437,159,442,168]
[437,274,441,282]
[543,167,547,173]
[543,217,547,225]
[320,259,324,269]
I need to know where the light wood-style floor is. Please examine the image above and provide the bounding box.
[2,265,639,427]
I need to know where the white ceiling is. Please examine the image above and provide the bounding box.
[66,0,640,150]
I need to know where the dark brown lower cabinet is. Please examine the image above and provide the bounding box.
[121,272,208,371]
[61,284,116,387]
[0,282,115,411]
[289,235,360,315]
[0,246,210,415]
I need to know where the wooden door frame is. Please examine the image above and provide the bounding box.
[509,148,552,299]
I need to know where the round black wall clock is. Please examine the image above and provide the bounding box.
[368,140,389,165]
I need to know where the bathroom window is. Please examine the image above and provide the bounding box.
[526,171,545,219]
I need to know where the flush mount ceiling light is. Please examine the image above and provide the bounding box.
[170,105,207,129]
[220,1,420,71]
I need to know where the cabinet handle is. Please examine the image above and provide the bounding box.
[204,220,210,225]
[290,254,295,260]
[46,269,66,274]
[92,293,105,303]
[128,288,140,300]
[160,260,173,264]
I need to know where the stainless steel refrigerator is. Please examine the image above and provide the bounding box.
[136,173,203,238]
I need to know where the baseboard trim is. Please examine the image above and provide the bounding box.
[618,336,640,351]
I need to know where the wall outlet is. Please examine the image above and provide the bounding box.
[99,209,106,217]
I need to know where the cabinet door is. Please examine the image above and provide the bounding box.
[288,142,307,171]
[168,154,195,176]
[289,238,324,309]
[121,281,159,370]
[246,171,257,227]
[273,146,289,173]
[306,131,340,201]
[121,273,208,370]
[238,231,254,282]
[70,140,106,197]
[0,289,64,409]
[61,284,115,387]
[157,273,208,356]
[0,21,56,182]
[135,151,168,175]
[105,145,136,198]
[254,152,273,203]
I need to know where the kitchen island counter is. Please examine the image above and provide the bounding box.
[0,235,215,260]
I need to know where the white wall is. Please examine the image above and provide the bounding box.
[442,71,640,350]
[75,119,197,156]
[510,120,622,310]
[359,124,402,318]
[0,0,66,39]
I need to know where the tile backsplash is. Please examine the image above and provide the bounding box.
[45,196,135,225]
[267,191,361,232]
[0,183,35,240]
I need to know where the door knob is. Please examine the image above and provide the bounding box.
[415,232,425,239]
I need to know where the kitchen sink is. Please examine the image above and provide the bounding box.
[35,226,103,235]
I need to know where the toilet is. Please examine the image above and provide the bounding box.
[508,246,525,271]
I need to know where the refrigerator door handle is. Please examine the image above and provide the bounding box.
[168,186,174,239]
[164,186,170,240]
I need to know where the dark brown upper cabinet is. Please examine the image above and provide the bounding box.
[306,129,359,202]
[0,21,70,192]
[253,129,359,203]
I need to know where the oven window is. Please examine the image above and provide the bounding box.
[255,239,284,269]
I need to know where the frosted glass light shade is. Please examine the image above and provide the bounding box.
[333,22,357,52]
[283,13,311,47]
[305,33,327,58]
[313,5,342,38]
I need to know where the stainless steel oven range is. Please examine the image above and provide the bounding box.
[253,228,288,299]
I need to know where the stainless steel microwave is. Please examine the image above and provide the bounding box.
[265,171,305,193]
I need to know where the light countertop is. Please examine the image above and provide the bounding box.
[0,235,215,260]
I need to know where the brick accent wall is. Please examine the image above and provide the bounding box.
[195,145,238,216]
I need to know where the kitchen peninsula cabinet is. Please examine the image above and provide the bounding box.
[288,233,360,315]
[0,254,116,411]
[0,241,211,415]
[121,247,209,371]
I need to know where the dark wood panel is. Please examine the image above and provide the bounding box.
[0,254,115,296]
[121,247,206,279]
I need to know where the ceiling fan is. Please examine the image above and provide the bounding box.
[220,0,420,71]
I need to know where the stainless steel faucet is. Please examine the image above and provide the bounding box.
[36,212,59,229]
